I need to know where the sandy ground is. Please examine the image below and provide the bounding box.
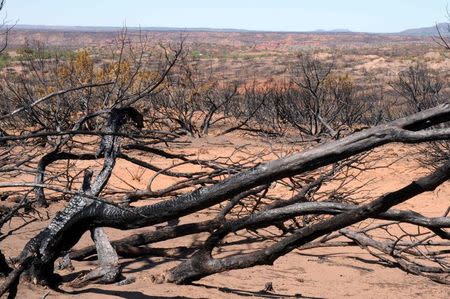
[1,135,450,299]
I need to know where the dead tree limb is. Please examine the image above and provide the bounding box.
[0,82,114,122]
[340,228,450,283]
[166,157,450,283]
[0,108,141,295]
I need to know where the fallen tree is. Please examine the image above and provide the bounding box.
[1,104,450,296]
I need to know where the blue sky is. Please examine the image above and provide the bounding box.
[3,0,449,32]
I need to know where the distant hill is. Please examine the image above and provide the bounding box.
[14,24,355,34]
[314,29,352,33]
[11,24,450,36]
[13,24,251,33]
[399,23,450,36]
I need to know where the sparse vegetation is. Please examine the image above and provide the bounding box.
[0,3,450,299]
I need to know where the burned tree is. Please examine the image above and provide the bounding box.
[274,53,371,137]
[1,100,450,296]
[391,62,443,114]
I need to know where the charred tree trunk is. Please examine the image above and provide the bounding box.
[166,158,450,283]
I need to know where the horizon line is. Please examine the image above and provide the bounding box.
[11,22,450,35]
